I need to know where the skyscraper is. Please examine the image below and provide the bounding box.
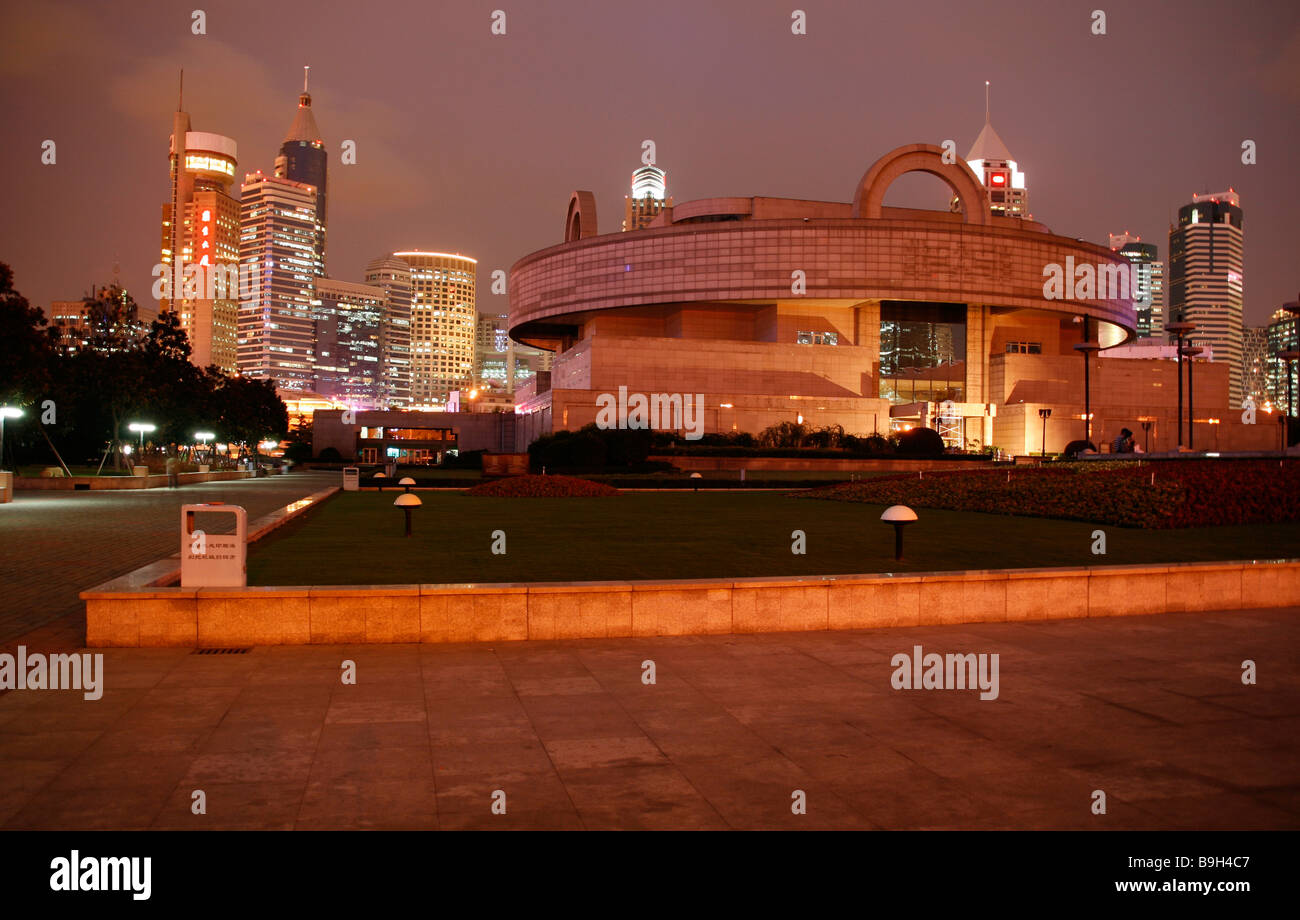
[393,251,477,406]
[623,164,671,231]
[1266,307,1298,414]
[964,88,1027,219]
[160,94,241,373]
[1108,233,1165,341]
[238,172,321,389]
[1168,190,1245,407]
[314,278,386,409]
[1241,324,1268,408]
[275,68,328,272]
[363,256,414,409]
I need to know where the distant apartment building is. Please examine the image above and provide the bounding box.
[363,256,414,409]
[1240,325,1268,408]
[314,278,386,409]
[1108,232,1164,340]
[392,251,476,406]
[1266,307,1299,414]
[238,172,322,390]
[1168,190,1245,407]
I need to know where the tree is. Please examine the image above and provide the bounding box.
[0,263,53,407]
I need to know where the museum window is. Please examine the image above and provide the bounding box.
[1005,341,1042,355]
[797,330,838,346]
[878,301,966,404]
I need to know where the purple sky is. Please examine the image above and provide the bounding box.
[1,0,1296,326]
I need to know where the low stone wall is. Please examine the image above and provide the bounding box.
[82,559,1300,648]
[649,455,991,472]
[17,470,260,490]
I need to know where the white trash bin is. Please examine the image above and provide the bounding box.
[342,466,359,491]
[181,503,247,587]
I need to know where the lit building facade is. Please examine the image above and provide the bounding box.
[1168,190,1245,408]
[363,256,414,408]
[392,251,476,407]
[160,117,241,373]
[964,116,1027,219]
[238,172,322,390]
[314,278,386,409]
[1240,325,1268,408]
[1109,233,1164,341]
[1266,307,1299,414]
[509,143,1276,454]
[623,164,672,231]
[275,70,328,272]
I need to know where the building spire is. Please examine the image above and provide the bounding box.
[984,80,990,123]
[178,68,184,112]
[303,65,309,94]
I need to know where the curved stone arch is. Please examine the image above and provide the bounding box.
[851,143,990,224]
[564,191,598,242]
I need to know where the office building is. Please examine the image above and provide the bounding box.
[363,256,414,408]
[392,251,476,406]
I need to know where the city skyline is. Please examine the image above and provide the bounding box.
[1,0,1296,329]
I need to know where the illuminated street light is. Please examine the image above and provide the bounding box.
[0,406,23,473]
[1037,407,1052,458]
[128,422,156,452]
[394,492,421,536]
[881,505,918,562]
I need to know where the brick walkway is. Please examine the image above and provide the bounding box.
[0,472,338,643]
[0,608,1295,829]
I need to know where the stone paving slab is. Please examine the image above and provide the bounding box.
[0,607,1296,830]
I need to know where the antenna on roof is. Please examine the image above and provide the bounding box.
[985,80,990,122]
[178,69,184,111]
[304,65,310,93]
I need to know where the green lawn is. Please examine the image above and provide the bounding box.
[248,491,1300,586]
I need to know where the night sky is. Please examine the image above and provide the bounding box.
[1,0,1296,325]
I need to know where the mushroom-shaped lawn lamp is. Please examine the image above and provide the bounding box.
[399,476,416,493]
[374,471,388,492]
[394,492,421,536]
[690,471,702,492]
[881,505,918,561]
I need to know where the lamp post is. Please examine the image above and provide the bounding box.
[194,431,214,464]
[128,422,156,454]
[1181,345,1204,450]
[394,492,421,537]
[1037,408,1052,458]
[1207,417,1220,451]
[1166,321,1196,448]
[1073,335,1100,446]
[0,407,23,472]
[399,476,416,493]
[881,505,918,561]
[1140,419,1154,454]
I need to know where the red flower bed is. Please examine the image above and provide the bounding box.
[465,474,620,498]
[800,460,1300,529]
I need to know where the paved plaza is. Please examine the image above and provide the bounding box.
[0,472,338,643]
[1,607,1296,830]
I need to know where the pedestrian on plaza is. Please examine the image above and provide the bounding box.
[165,455,180,488]
[1110,427,1135,455]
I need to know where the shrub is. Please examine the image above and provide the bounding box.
[1063,439,1097,459]
[895,427,946,456]
[465,474,619,497]
[318,447,342,462]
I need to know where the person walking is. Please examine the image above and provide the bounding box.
[165,455,180,488]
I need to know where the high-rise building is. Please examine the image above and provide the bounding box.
[1266,307,1299,414]
[160,99,241,373]
[393,251,477,406]
[238,172,322,390]
[1168,190,1245,407]
[1108,233,1165,341]
[1241,324,1268,408]
[964,92,1028,219]
[474,310,553,392]
[314,278,385,409]
[364,256,413,408]
[623,164,672,231]
[275,68,328,272]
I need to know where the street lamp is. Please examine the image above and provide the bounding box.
[1166,320,1196,448]
[1180,345,1204,450]
[394,492,421,537]
[1140,419,1154,454]
[881,505,918,562]
[1207,417,1220,451]
[128,422,156,453]
[1037,408,1052,458]
[399,476,416,493]
[0,407,23,472]
[1072,319,1101,446]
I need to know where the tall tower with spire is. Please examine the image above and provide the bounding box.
[964,82,1028,219]
[275,66,328,272]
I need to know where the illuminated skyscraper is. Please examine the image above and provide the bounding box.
[314,278,385,409]
[275,67,328,271]
[623,164,672,231]
[238,172,321,389]
[1168,190,1245,407]
[392,251,477,406]
[963,84,1028,219]
[160,90,241,373]
[1108,232,1165,340]
[364,256,414,408]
